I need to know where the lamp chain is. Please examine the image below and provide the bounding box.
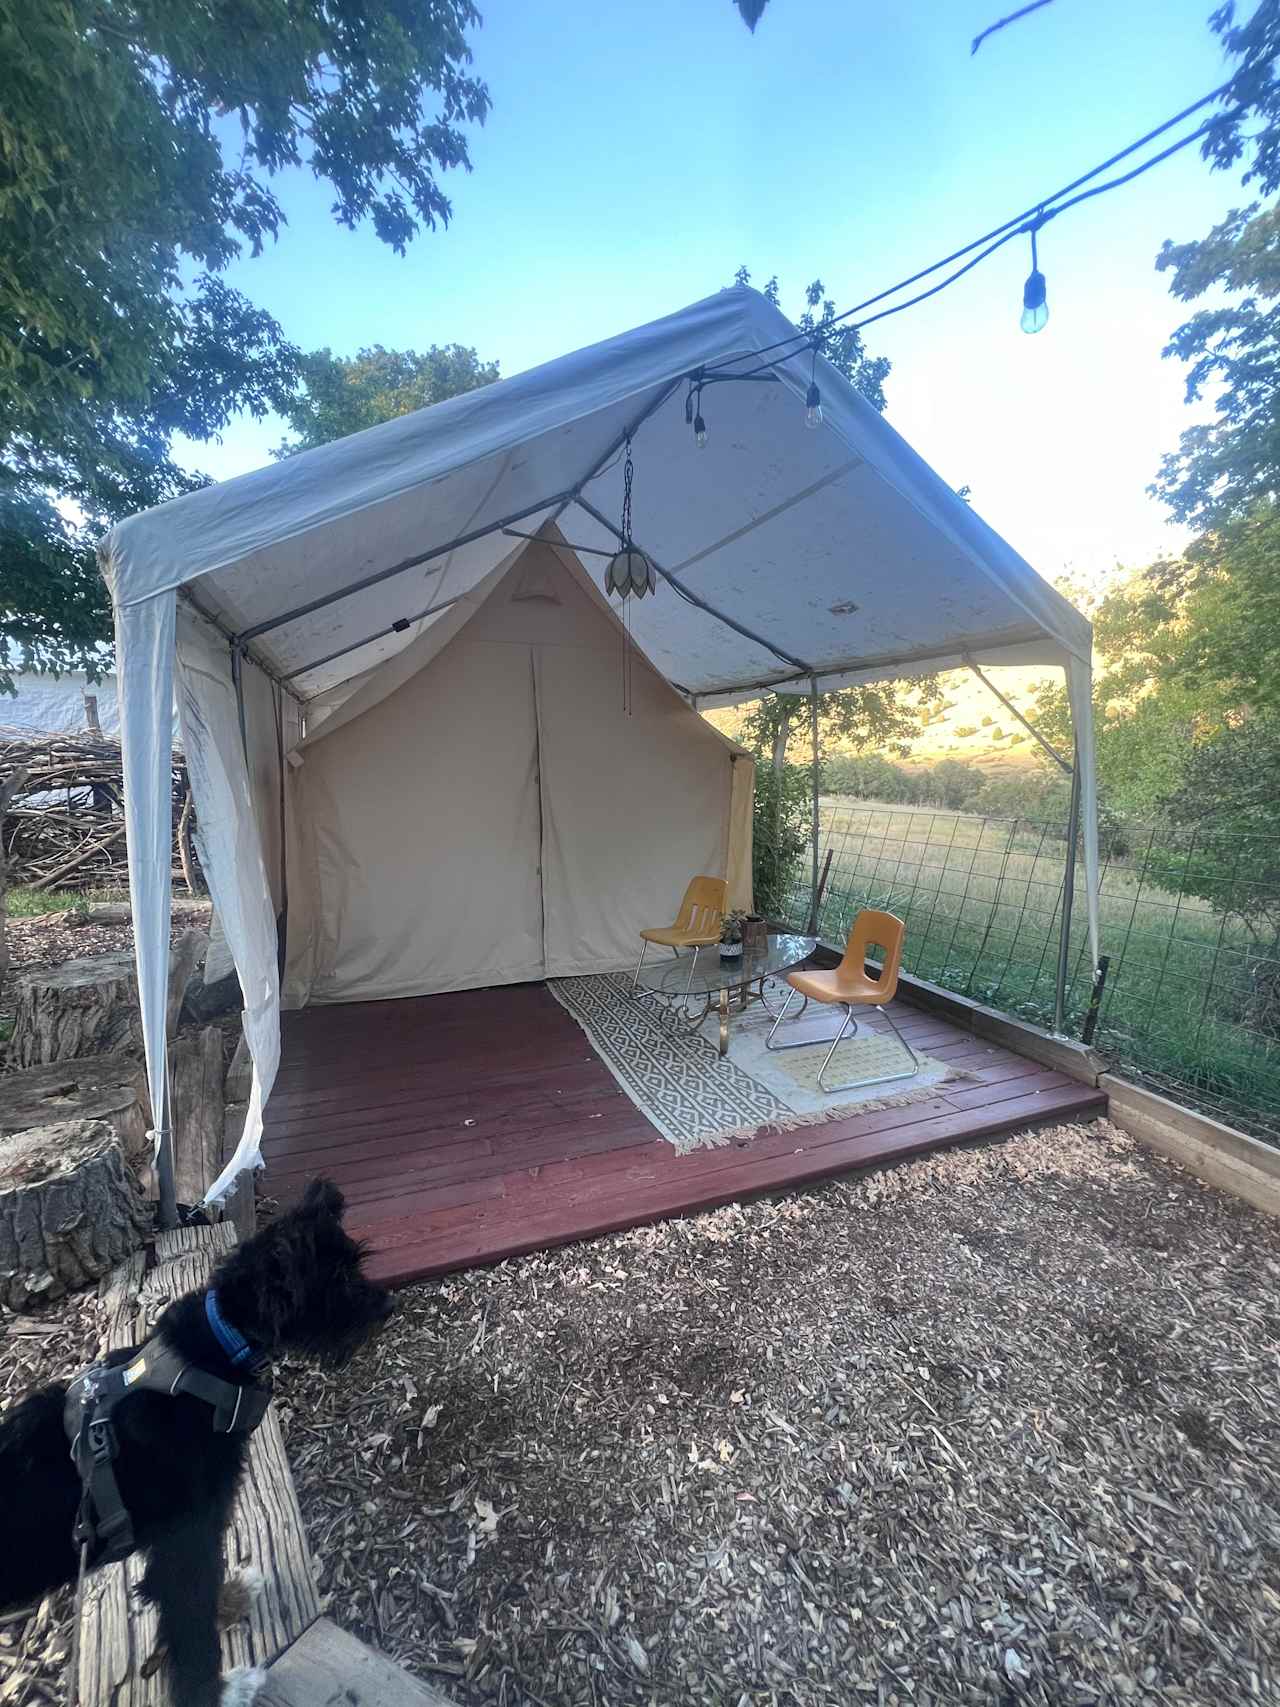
[621,437,634,548]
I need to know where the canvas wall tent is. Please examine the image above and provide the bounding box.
[283,537,754,1006]
[97,285,1100,1215]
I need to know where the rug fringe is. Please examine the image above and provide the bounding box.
[669,1080,963,1155]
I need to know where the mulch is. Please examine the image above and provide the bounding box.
[1,1120,1278,1706]
[274,1119,1280,1707]
[0,1291,101,1699]
[1,905,213,1034]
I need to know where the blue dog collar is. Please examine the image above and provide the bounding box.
[205,1289,259,1370]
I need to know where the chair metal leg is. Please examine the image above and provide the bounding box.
[682,944,701,1001]
[765,986,801,1049]
[815,1005,858,1091]
[632,940,649,988]
[878,1002,923,1075]
[816,1002,922,1095]
[766,985,848,1052]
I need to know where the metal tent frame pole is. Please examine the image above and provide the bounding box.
[808,677,821,933]
[155,1076,178,1229]
[962,654,1082,1036]
[1054,738,1082,1035]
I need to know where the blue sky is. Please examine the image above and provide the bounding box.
[186,0,1248,588]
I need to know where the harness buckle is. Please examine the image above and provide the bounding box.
[87,1416,118,1464]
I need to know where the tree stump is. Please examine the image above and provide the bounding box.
[0,1054,151,1167]
[7,954,141,1067]
[0,1118,150,1310]
[6,931,208,1068]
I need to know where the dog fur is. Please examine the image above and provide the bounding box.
[0,1178,392,1707]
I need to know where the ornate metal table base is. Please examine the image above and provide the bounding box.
[644,970,808,1057]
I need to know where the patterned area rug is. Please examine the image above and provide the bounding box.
[548,972,970,1155]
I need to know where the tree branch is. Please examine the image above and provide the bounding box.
[971,0,1055,54]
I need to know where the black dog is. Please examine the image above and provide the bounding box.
[0,1178,392,1707]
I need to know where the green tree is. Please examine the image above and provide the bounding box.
[1031,507,1280,828]
[729,267,924,774]
[733,266,890,412]
[276,343,499,456]
[1031,566,1208,818]
[925,760,986,811]
[1156,709,1280,936]
[1151,0,1279,532]
[1,0,490,687]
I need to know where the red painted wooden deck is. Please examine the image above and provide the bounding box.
[260,982,1106,1287]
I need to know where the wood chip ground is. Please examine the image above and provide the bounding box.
[268,1118,1280,1707]
[3,1118,1279,1706]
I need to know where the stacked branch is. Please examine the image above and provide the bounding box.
[0,733,201,893]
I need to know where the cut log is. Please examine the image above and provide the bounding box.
[261,1619,456,1707]
[7,932,208,1069]
[0,1118,150,1310]
[7,954,141,1067]
[77,1225,320,1706]
[0,1053,151,1166]
[169,1026,224,1207]
[80,900,211,926]
[167,927,209,1034]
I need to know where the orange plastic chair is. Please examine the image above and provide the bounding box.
[633,875,727,995]
[765,909,921,1093]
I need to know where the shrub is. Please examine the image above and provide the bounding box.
[954,725,978,738]
[753,763,813,921]
[920,760,986,810]
[824,753,919,803]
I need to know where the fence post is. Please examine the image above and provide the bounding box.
[1054,745,1082,1034]
[807,676,821,933]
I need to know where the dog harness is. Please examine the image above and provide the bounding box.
[63,1291,271,1567]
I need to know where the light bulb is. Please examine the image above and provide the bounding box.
[694,413,708,448]
[1020,268,1048,334]
[804,382,823,429]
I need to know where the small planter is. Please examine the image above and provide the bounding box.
[719,940,744,961]
[741,914,768,954]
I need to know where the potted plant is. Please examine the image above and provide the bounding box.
[719,910,748,960]
[741,912,768,953]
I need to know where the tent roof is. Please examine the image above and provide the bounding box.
[100,286,1090,709]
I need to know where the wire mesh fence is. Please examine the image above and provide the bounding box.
[761,795,1280,1141]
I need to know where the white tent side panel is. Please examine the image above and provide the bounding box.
[238,651,299,917]
[173,603,282,1200]
[284,542,747,1007]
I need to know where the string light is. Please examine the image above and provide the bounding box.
[804,343,823,428]
[1020,225,1048,334]
[689,79,1237,390]
[669,81,1241,458]
[693,382,708,448]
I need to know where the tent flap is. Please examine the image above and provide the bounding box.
[114,593,176,1203]
[174,604,282,1204]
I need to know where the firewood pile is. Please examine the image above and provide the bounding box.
[0,733,201,893]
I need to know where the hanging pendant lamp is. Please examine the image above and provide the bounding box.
[603,438,657,600]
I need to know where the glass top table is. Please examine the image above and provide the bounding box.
[633,931,817,1056]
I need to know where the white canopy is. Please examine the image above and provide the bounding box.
[99,285,1098,1209]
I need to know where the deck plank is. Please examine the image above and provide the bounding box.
[263,981,1105,1287]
